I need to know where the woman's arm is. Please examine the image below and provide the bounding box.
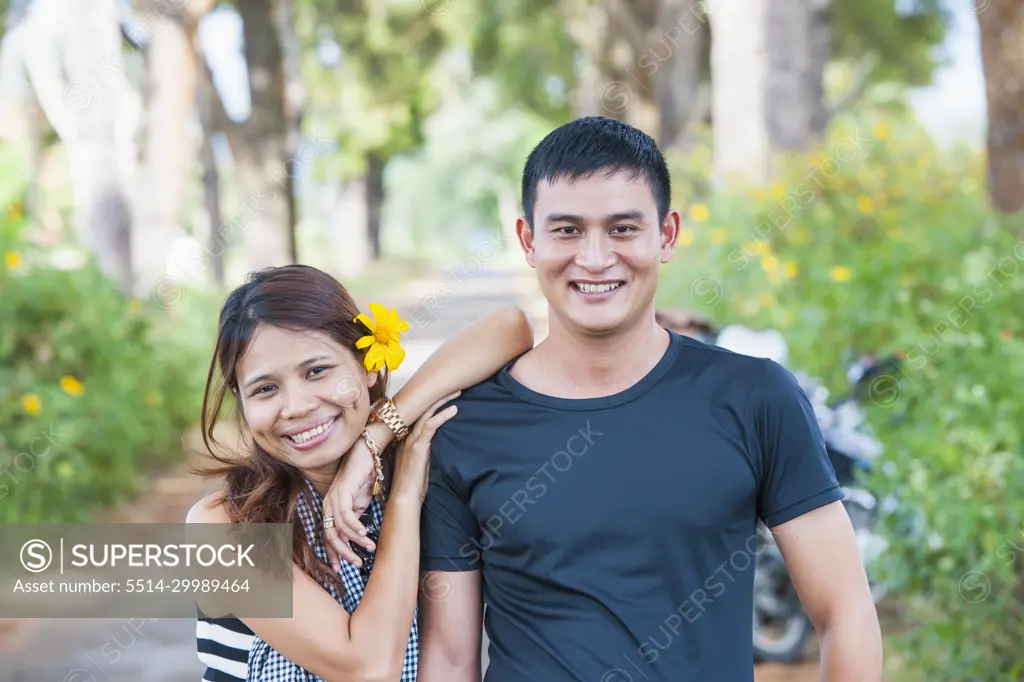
[395,304,533,423]
[187,467,434,682]
[188,496,377,682]
[323,305,534,564]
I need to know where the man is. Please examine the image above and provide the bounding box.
[415,116,882,681]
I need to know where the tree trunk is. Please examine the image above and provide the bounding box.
[567,2,617,118]
[195,50,232,285]
[976,0,1024,213]
[808,0,831,136]
[709,0,828,186]
[24,0,138,292]
[275,0,303,261]
[199,131,225,285]
[366,151,384,260]
[594,0,707,148]
[332,176,371,276]
[495,180,519,252]
[131,0,213,295]
[765,0,826,152]
[233,0,294,271]
[652,0,704,150]
[708,0,770,186]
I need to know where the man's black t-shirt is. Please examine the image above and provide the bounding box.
[421,331,843,681]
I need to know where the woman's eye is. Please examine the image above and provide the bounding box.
[254,384,275,395]
[308,366,329,378]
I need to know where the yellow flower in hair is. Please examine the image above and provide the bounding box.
[355,303,410,372]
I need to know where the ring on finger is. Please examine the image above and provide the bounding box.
[324,515,335,530]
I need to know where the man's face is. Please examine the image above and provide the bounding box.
[517,170,680,337]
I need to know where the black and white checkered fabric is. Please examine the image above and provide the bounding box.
[247,480,419,681]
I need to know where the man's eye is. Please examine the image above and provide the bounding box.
[612,225,636,234]
[555,226,579,235]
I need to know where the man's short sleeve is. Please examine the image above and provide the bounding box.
[420,429,481,572]
[753,359,844,528]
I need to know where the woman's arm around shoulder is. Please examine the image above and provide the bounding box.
[394,305,533,419]
[186,494,397,682]
[322,306,533,567]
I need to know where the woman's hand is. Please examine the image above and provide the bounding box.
[322,391,460,570]
[323,437,378,571]
[388,393,459,505]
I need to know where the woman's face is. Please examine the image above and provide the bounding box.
[235,324,376,479]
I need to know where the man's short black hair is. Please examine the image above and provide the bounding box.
[520,116,671,228]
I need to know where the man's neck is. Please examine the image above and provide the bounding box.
[522,313,670,399]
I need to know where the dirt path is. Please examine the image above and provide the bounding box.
[0,261,818,681]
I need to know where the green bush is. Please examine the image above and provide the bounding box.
[658,114,1024,680]
[0,197,214,523]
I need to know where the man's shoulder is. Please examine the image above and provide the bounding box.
[668,333,808,417]
[434,371,523,435]
[669,331,777,387]
[450,369,519,407]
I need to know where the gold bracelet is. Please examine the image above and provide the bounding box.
[361,429,385,499]
[372,398,409,441]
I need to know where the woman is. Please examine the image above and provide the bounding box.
[187,264,533,681]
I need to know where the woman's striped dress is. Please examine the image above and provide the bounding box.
[196,616,254,681]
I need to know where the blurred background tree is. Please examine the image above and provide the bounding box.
[1,0,1022,678]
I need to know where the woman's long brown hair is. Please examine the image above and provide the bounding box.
[193,265,393,596]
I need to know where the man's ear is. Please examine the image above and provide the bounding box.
[516,217,536,268]
[660,209,682,263]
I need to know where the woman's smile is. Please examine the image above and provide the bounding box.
[283,414,341,450]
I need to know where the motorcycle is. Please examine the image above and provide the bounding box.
[656,311,900,663]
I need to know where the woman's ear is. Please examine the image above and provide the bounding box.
[365,369,379,389]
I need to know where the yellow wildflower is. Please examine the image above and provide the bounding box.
[355,303,409,372]
[127,299,143,315]
[710,229,728,245]
[770,183,785,201]
[831,266,852,282]
[741,241,763,257]
[145,390,162,407]
[677,230,695,247]
[5,251,22,269]
[760,253,779,273]
[856,196,875,214]
[688,204,709,223]
[55,461,74,481]
[873,121,890,141]
[60,375,85,397]
[783,261,799,278]
[21,393,42,416]
[758,293,776,308]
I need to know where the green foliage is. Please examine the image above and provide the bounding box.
[658,113,1024,680]
[301,0,449,176]
[832,0,950,86]
[447,0,949,129]
[383,79,551,256]
[0,195,214,523]
[455,0,576,123]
